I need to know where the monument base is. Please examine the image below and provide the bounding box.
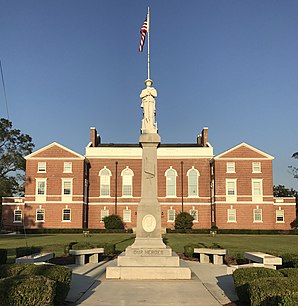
[106,265,191,280]
[106,248,191,280]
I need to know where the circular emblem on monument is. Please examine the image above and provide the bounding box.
[142,214,156,233]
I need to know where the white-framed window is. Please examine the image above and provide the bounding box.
[62,208,71,221]
[190,208,198,222]
[100,207,109,222]
[276,209,284,223]
[227,208,237,223]
[14,210,22,223]
[99,167,112,197]
[165,167,177,197]
[226,179,237,201]
[63,162,72,173]
[253,208,262,223]
[252,179,263,202]
[226,162,235,173]
[123,207,131,223]
[36,209,45,222]
[167,208,175,222]
[121,167,134,197]
[36,179,47,199]
[37,162,46,173]
[252,162,261,173]
[62,179,72,197]
[187,167,200,197]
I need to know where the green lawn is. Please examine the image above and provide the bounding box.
[0,233,297,262]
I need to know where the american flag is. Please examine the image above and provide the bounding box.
[139,18,148,52]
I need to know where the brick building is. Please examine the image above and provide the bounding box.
[1,127,296,231]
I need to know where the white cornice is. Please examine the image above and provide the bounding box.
[85,146,214,159]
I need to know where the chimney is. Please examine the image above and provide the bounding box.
[202,127,208,147]
[197,134,202,145]
[90,127,99,147]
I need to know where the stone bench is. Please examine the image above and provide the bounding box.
[69,248,104,265]
[244,252,282,269]
[194,248,227,265]
[16,252,54,264]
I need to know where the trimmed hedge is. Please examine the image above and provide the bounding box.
[0,263,30,279]
[96,243,116,255]
[16,246,42,258]
[248,277,298,306]
[233,267,283,304]
[19,228,133,234]
[19,264,72,305]
[0,264,71,305]
[279,268,298,278]
[71,242,116,255]
[0,249,7,265]
[0,275,55,306]
[64,241,78,255]
[166,228,298,235]
[280,253,298,268]
[184,244,197,258]
[72,242,96,250]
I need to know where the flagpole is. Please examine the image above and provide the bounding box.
[147,6,150,80]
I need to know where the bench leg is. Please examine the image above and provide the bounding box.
[89,253,99,263]
[213,255,223,265]
[75,255,85,265]
[200,254,209,264]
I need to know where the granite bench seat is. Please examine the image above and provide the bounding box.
[244,252,282,269]
[16,252,54,264]
[69,248,104,265]
[194,248,227,265]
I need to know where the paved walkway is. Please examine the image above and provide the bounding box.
[66,259,238,306]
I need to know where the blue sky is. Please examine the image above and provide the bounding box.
[0,0,297,189]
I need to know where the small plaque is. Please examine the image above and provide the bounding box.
[142,214,156,233]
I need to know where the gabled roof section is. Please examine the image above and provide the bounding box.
[25,142,85,160]
[214,142,274,160]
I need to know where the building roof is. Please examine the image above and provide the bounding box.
[25,142,85,160]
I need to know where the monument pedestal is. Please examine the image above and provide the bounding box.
[106,80,191,280]
[106,247,191,280]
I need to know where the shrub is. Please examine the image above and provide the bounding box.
[174,212,194,230]
[96,243,116,255]
[0,275,55,306]
[279,268,298,278]
[103,214,124,230]
[248,277,298,306]
[0,249,7,265]
[16,246,42,258]
[19,264,72,305]
[184,244,197,258]
[233,267,283,304]
[0,264,30,279]
[72,242,96,250]
[64,241,78,255]
[280,253,298,268]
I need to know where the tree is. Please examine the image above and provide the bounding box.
[288,152,298,179]
[174,212,194,230]
[0,118,34,197]
[102,214,124,230]
[273,185,298,198]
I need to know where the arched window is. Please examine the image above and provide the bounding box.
[121,167,134,197]
[165,167,177,197]
[187,167,200,197]
[99,167,112,197]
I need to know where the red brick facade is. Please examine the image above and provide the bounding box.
[2,130,296,231]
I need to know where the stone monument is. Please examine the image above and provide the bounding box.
[106,79,191,279]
